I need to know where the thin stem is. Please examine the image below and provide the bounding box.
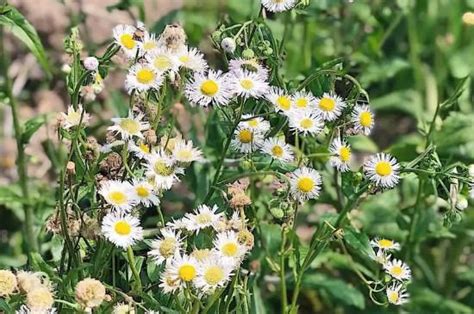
[126,246,142,293]
[279,227,288,313]
[0,27,37,253]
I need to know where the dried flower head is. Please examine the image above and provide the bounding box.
[75,278,106,309]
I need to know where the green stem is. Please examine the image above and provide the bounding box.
[0,27,37,253]
[127,246,142,293]
[280,228,288,313]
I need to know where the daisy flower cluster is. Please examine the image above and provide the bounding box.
[370,238,411,306]
[148,204,254,294]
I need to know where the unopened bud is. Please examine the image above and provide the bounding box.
[221,37,236,53]
[242,48,255,59]
[83,56,99,71]
[61,64,72,74]
[211,30,222,42]
[66,161,76,175]
[456,195,468,211]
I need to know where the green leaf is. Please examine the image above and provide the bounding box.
[0,5,51,78]
[21,115,46,144]
[371,89,423,119]
[301,274,365,309]
[343,228,376,260]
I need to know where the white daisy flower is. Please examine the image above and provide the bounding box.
[229,58,269,80]
[172,140,203,164]
[364,153,400,188]
[230,69,269,99]
[372,249,392,265]
[329,137,352,172]
[292,90,316,111]
[183,205,223,233]
[386,283,409,305]
[99,180,136,211]
[144,149,184,190]
[384,259,411,281]
[138,31,159,55]
[370,238,401,251]
[167,254,199,285]
[148,228,183,265]
[185,70,233,107]
[261,0,297,12]
[288,111,324,136]
[131,179,160,207]
[112,303,134,314]
[159,270,180,294]
[231,126,264,154]
[166,217,188,230]
[176,46,208,73]
[352,104,375,135]
[213,231,247,263]
[101,212,143,249]
[241,114,271,134]
[194,257,233,293]
[113,24,138,59]
[266,87,293,114]
[289,167,322,201]
[109,111,150,140]
[314,92,346,122]
[128,140,152,159]
[260,137,294,163]
[61,104,90,129]
[125,63,163,94]
[146,48,179,74]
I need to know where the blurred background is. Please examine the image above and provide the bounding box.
[1,0,474,312]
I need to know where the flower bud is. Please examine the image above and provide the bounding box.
[468,164,474,177]
[456,195,468,211]
[242,48,255,59]
[66,161,76,175]
[269,207,284,219]
[83,56,99,71]
[211,30,222,42]
[61,64,72,74]
[462,12,474,25]
[221,37,236,53]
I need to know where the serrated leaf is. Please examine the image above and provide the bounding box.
[0,5,51,77]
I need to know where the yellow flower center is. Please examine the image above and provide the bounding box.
[136,69,155,84]
[319,97,336,112]
[359,111,373,127]
[378,239,393,248]
[153,55,172,71]
[159,238,177,257]
[108,191,127,205]
[248,119,259,128]
[238,129,253,144]
[295,98,308,108]
[191,249,211,262]
[176,150,193,160]
[271,145,284,157]
[375,161,392,176]
[154,161,174,176]
[203,266,224,285]
[67,111,82,124]
[178,264,196,282]
[390,266,403,276]
[299,118,313,129]
[143,41,157,51]
[114,221,132,235]
[139,142,150,154]
[119,118,140,134]
[196,213,212,225]
[136,186,149,198]
[339,147,351,162]
[240,79,254,90]
[200,80,219,96]
[297,177,314,193]
[388,291,399,303]
[120,34,136,50]
[222,242,238,257]
[276,96,291,111]
[179,55,190,64]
